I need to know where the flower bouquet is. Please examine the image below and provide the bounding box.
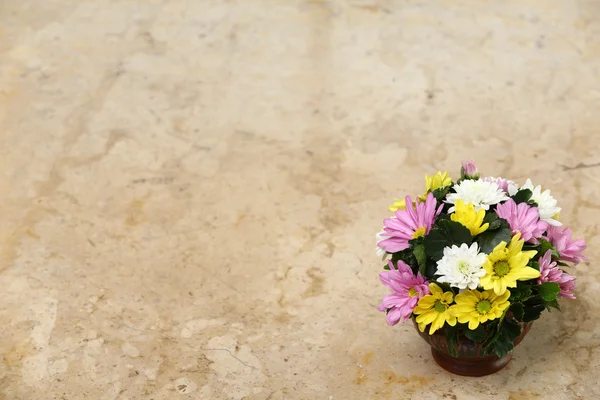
[376,162,586,376]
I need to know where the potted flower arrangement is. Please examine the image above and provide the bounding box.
[375,161,586,376]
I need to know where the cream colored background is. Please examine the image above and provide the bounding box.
[1,1,599,399]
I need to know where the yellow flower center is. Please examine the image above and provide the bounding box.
[458,260,469,273]
[408,287,418,297]
[433,301,447,313]
[476,300,492,314]
[412,226,427,239]
[494,261,510,277]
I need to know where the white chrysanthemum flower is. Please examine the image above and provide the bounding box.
[435,243,487,290]
[445,179,509,212]
[509,179,562,226]
[375,230,388,260]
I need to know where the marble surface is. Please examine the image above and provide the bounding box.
[1,0,599,399]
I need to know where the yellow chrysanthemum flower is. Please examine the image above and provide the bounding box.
[450,199,489,236]
[389,198,406,212]
[425,171,452,193]
[453,289,510,330]
[413,283,457,334]
[480,233,540,295]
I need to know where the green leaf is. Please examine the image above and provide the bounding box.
[432,186,451,203]
[482,212,502,230]
[489,319,521,358]
[425,259,438,280]
[445,324,459,357]
[482,317,505,355]
[475,221,512,254]
[413,244,427,276]
[552,249,561,259]
[523,306,544,322]
[522,296,545,322]
[556,261,569,267]
[538,239,559,259]
[383,263,390,270]
[436,213,451,222]
[391,249,418,275]
[463,325,487,342]
[544,298,561,312]
[539,239,552,252]
[408,235,424,247]
[537,282,560,302]
[530,261,540,271]
[509,302,524,321]
[522,244,537,252]
[510,282,533,302]
[423,220,472,261]
[512,189,532,204]
[390,249,410,264]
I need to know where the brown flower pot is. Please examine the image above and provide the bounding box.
[413,320,533,377]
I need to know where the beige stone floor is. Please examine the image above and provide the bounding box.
[1,0,599,399]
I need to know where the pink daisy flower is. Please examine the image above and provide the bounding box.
[482,176,514,194]
[537,250,576,299]
[495,199,548,244]
[378,260,430,325]
[377,192,443,253]
[544,225,587,264]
